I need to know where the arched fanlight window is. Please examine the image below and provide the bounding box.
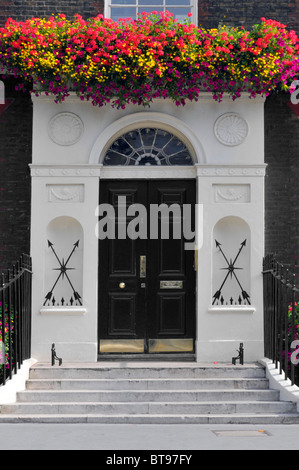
[103,128,194,166]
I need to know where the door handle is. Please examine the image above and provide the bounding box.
[140,255,146,278]
[119,282,126,289]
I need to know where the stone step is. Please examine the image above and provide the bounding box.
[1,413,299,424]
[29,363,266,380]
[16,389,280,403]
[25,377,270,391]
[1,362,299,424]
[1,400,297,415]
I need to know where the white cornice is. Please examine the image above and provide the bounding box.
[100,165,197,179]
[195,164,267,177]
[30,164,103,177]
[30,91,266,104]
[29,163,267,178]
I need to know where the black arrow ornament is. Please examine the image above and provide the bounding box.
[44,240,82,306]
[213,239,250,305]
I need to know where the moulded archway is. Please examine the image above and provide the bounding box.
[89,112,206,165]
[103,127,195,166]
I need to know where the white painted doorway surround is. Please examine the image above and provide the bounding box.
[30,93,266,363]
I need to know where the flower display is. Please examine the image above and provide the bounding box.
[0,12,298,108]
[281,302,299,372]
[288,302,299,342]
[0,302,14,370]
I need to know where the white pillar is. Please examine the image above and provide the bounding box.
[30,165,101,362]
[195,164,266,363]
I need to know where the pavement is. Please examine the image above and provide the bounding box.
[1,423,299,451]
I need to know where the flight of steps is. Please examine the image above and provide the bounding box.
[1,362,299,424]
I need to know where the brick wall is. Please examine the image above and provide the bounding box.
[0,0,296,31]
[0,1,104,27]
[0,78,32,271]
[264,94,299,269]
[0,1,298,275]
[198,0,292,30]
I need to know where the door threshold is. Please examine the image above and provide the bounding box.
[97,353,196,362]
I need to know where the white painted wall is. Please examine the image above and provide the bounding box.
[196,170,265,362]
[30,92,265,363]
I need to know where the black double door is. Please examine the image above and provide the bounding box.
[98,180,196,356]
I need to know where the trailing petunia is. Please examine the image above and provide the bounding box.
[0,302,14,369]
[0,12,298,108]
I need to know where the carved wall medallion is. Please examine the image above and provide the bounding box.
[213,184,250,203]
[214,113,248,146]
[47,184,84,202]
[48,112,84,146]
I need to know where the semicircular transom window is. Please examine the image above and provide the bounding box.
[103,128,194,166]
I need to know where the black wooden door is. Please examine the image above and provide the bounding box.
[98,180,196,355]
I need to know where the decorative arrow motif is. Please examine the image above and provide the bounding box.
[213,239,250,305]
[44,240,82,306]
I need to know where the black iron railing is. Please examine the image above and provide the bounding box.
[263,254,299,386]
[0,255,32,386]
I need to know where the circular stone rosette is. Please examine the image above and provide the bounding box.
[48,112,84,146]
[214,113,248,146]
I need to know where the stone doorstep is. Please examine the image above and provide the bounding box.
[0,413,299,425]
[28,362,266,380]
[1,360,299,424]
[16,389,280,402]
[25,377,270,390]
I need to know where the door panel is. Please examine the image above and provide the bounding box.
[159,238,185,274]
[109,237,136,275]
[157,292,185,335]
[108,293,137,336]
[147,181,196,349]
[98,181,147,350]
[98,180,196,355]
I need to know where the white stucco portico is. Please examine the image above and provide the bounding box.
[30,92,266,363]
